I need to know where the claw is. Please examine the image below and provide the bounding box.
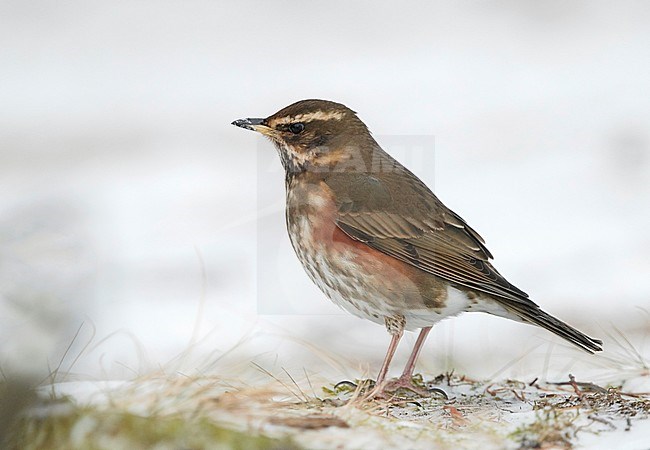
[333,380,358,390]
[426,387,449,400]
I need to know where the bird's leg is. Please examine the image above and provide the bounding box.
[399,326,432,382]
[374,329,403,387]
[383,326,448,399]
[365,315,404,398]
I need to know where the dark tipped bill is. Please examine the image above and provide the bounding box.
[231,118,265,131]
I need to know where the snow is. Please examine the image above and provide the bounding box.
[31,372,650,449]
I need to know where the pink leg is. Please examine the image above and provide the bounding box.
[399,326,432,381]
[374,329,403,387]
[365,328,403,399]
[380,326,447,399]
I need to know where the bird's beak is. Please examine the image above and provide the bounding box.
[231,118,266,131]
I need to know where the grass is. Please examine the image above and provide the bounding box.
[3,314,650,449]
[4,370,649,450]
[7,399,300,450]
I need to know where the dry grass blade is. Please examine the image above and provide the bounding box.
[282,367,309,402]
[41,321,88,386]
[251,362,304,402]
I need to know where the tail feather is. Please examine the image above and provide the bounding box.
[510,306,603,354]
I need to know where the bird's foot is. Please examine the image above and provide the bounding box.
[366,376,448,401]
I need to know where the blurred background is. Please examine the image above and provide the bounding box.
[2,1,649,386]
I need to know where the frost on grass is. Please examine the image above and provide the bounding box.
[5,371,650,449]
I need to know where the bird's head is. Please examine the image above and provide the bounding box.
[232,99,376,174]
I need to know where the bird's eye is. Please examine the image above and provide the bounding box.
[288,122,305,134]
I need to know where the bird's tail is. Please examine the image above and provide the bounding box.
[512,306,603,354]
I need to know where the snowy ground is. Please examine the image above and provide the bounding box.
[6,370,650,449]
[2,1,650,447]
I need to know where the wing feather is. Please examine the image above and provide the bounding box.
[320,149,601,353]
[324,156,534,307]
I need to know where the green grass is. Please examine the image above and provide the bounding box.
[7,398,300,450]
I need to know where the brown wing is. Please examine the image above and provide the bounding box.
[323,150,604,354]
[324,152,535,307]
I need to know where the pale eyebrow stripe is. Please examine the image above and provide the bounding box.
[274,110,345,125]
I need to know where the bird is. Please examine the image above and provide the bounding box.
[232,99,602,398]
